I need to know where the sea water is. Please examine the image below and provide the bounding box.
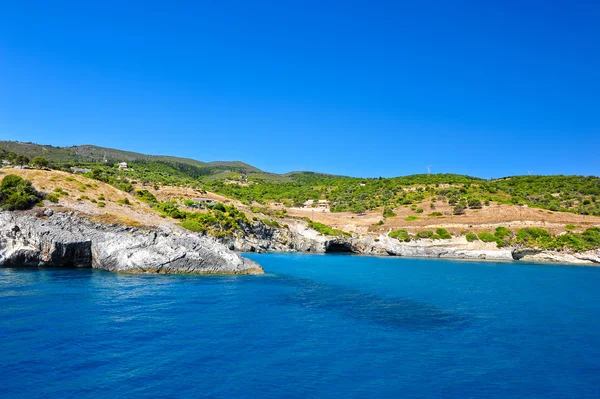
[1,253,600,398]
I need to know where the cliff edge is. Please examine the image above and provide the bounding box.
[0,210,263,274]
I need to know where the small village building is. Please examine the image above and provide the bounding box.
[118,162,128,170]
[317,200,329,208]
[71,167,92,174]
[186,198,218,208]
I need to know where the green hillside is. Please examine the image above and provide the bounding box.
[0,141,262,175]
[1,140,599,216]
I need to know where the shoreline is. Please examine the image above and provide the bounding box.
[241,249,600,267]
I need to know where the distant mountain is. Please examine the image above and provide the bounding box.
[0,141,262,173]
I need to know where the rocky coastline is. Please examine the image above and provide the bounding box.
[1,210,598,273]
[0,210,263,274]
[222,221,600,266]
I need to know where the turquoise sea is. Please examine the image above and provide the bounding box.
[1,253,600,398]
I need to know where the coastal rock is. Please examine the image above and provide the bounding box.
[224,222,599,266]
[512,248,600,265]
[0,211,263,274]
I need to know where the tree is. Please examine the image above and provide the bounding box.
[6,152,17,163]
[31,157,49,169]
[15,155,30,167]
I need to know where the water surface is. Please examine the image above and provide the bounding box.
[2,254,600,398]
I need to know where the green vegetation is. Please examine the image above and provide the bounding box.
[405,215,419,221]
[416,230,435,239]
[428,212,443,217]
[154,202,185,219]
[511,227,600,252]
[435,228,452,239]
[307,219,350,237]
[135,189,158,204]
[389,229,411,242]
[31,157,49,169]
[178,204,250,237]
[466,233,479,242]
[262,219,281,228]
[0,175,44,210]
[46,193,59,203]
[477,232,497,243]
[382,206,397,218]
[2,141,600,218]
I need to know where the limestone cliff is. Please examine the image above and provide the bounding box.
[221,221,600,265]
[0,210,263,274]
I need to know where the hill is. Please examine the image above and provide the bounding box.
[2,140,599,219]
[0,141,262,174]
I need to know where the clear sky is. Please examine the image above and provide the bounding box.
[1,1,598,178]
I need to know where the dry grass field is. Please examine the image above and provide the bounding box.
[2,169,163,227]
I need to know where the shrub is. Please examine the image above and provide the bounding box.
[494,226,512,239]
[262,219,280,228]
[428,212,443,217]
[556,234,587,251]
[154,202,185,219]
[453,205,466,215]
[307,220,350,237]
[415,208,424,213]
[478,232,497,242]
[581,227,600,247]
[466,233,478,242]
[383,207,396,218]
[405,216,419,221]
[0,174,44,210]
[565,224,577,232]
[180,220,206,233]
[389,229,410,242]
[46,193,59,203]
[516,228,551,243]
[468,198,482,209]
[416,230,435,239]
[135,189,157,204]
[436,228,452,239]
[98,201,106,208]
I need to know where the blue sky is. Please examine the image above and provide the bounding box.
[0,1,598,178]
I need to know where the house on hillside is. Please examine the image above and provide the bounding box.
[117,162,128,170]
[186,198,218,208]
[196,198,217,206]
[71,167,92,174]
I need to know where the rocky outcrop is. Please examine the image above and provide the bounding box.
[223,221,600,266]
[0,211,263,274]
[512,248,600,265]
